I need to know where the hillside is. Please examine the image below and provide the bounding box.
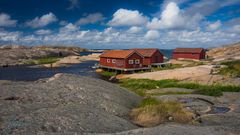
[207,42,240,62]
[0,45,87,66]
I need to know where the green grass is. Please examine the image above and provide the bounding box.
[150,91,193,96]
[24,56,61,65]
[36,57,60,64]
[129,99,193,127]
[119,79,240,97]
[138,98,160,107]
[218,60,240,77]
[100,71,117,77]
[152,64,182,71]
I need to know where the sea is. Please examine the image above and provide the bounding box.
[0,50,173,81]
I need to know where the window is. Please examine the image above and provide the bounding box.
[112,59,116,63]
[107,59,110,63]
[135,59,140,64]
[129,60,133,64]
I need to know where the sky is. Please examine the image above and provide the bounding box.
[0,0,240,49]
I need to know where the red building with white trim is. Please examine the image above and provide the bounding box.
[172,48,205,60]
[133,48,164,66]
[99,49,164,71]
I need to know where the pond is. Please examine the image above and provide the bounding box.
[0,60,103,81]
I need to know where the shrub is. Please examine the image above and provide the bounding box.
[129,100,193,127]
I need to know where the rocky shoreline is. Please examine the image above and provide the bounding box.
[0,45,88,67]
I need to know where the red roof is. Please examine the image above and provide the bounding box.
[132,48,160,57]
[173,48,204,53]
[100,50,140,58]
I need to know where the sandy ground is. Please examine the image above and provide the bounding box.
[43,53,100,67]
[119,65,240,85]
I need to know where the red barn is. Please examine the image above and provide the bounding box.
[99,50,149,70]
[172,48,205,60]
[133,48,164,66]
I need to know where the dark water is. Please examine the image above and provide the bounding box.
[160,49,173,59]
[0,61,100,81]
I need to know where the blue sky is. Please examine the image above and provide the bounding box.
[0,0,239,49]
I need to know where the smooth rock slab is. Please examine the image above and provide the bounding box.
[0,74,141,134]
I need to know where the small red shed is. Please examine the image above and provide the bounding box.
[99,50,145,70]
[133,48,164,66]
[172,48,205,60]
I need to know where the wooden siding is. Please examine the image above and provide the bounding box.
[100,52,143,69]
[172,50,205,60]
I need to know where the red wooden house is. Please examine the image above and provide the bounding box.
[133,48,164,66]
[172,48,205,60]
[99,50,148,71]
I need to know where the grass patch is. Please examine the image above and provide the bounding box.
[129,99,193,127]
[119,79,240,97]
[218,60,240,77]
[150,91,193,96]
[24,56,61,65]
[100,71,117,77]
[152,64,182,71]
[36,56,60,64]
[138,98,160,107]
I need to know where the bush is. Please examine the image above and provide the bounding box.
[219,60,240,77]
[129,100,193,127]
[100,71,116,77]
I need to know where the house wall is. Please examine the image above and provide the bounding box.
[172,52,202,60]
[142,58,151,66]
[150,50,164,63]
[125,53,143,68]
[100,53,143,69]
[100,57,125,68]
[142,50,164,65]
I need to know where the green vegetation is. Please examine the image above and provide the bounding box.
[100,71,117,77]
[152,64,182,71]
[24,56,61,65]
[218,60,240,77]
[119,79,240,97]
[150,91,193,96]
[138,98,160,107]
[129,98,193,127]
[152,60,205,71]
[180,60,205,67]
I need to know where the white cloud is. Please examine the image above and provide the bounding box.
[227,25,240,34]
[35,29,52,35]
[0,30,21,42]
[144,30,160,40]
[147,2,202,30]
[108,9,148,27]
[186,0,240,16]
[59,23,79,33]
[76,13,105,25]
[26,12,57,28]
[127,26,143,34]
[0,13,17,27]
[206,20,222,31]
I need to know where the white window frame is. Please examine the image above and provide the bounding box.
[135,59,140,64]
[129,60,134,64]
[112,59,116,63]
[107,59,111,63]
